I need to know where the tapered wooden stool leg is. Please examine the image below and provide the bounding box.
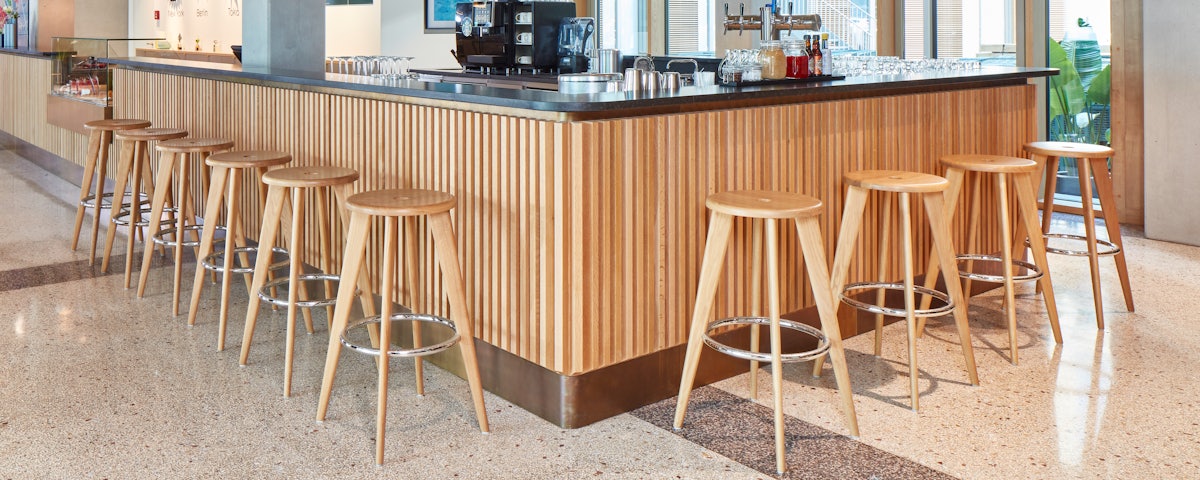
[923,192,980,386]
[898,193,921,411]
[138,152,179,298]
[1076,158,1106,329]
[317,211,372,422]
[761,219,787,474]
[240,186,287,365]
[918,168,966,332]
[814,187,868,377]
[873,194,892,355]
[71,130,103,251]
[403,216,426,395]
[216,171,244,350]
[125,142,149,289]
[88,131,113,265]
[1089,157,1135,312]
[284,187,307,397]
[187,166,229,327]
[748,218,763,399]
[375,216,399,465]
[996,173,1019,365]
[101,140,136,273]
[673,212,734,429]
[171,154,192,317]
[1013,173,1063,344]
[795,216,858,436]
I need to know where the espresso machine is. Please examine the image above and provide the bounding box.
[454,0,578,72]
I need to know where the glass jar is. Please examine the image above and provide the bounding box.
[760,41,786,80]
[783,38,808,78]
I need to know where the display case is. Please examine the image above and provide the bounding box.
[50,37,161,106]
[47,37,161,134]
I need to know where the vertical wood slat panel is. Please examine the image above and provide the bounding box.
[110,69,1033,376]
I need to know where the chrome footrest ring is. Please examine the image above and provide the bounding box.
[1031,233,1121,257]
[955,254,1043,283]
[201,246,291,274]
[151,225,225,248]
[112,206,178,227]
[840,282,955,318]
[702,316,830,363]
[340,313,460,358]
[258,273,341,308]
[79,192,117,210]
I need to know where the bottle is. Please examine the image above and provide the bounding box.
[804,35,814,75]
[821,33,832,76]
[760,41,786,80]
[810,35,823,76]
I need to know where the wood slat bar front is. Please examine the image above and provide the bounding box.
[113,68,1034,376]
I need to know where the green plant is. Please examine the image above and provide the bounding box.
[1048,37,1110,147]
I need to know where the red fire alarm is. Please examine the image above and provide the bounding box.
[154,10,160,20]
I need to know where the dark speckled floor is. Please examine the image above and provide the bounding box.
[633,386,954,479]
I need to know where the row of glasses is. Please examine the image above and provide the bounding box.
[718,49,765,83]
[831,55,984,77]
[326,56,417,80]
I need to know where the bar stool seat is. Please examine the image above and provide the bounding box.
[918,154,1063,365]
[137,137,235,317]
[102,127,189,287]
[315,188,489,466]
[240,165,372,397]
[1025,141,1133,329]
[674,190,858,475]
[186,151,293,351]
[71,118,151,265]
[815,169,980,412]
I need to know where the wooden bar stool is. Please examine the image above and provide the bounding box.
[673,190,858,475]
[917,155,1063,365]
[315,188,489,466]
[239,166,372,397]
[70,118,151,264]
[185,151,293,351]
[817,170,979,412]
[136,138,235,316]
[101,127,189,287]
[1025,141,1133,329]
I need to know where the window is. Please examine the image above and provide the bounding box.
[597,0,647,54]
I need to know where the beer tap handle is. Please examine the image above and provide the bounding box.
[723,3,729,34]
[787,2,795,30]
[738,3,745,36]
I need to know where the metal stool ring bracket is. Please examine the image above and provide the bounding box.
[201,246,291,275]
[258,273,342,308]
[1031,232,1121,257]
[841,281,955,318]
[340,313,460,358]
[955,254,1044,283]
[703,316,831,363]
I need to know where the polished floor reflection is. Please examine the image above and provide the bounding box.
[2,148,1198,479]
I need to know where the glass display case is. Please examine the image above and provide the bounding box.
[50,37,162,106]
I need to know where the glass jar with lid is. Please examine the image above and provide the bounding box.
[759,40,786,80]
[783,38,808,78]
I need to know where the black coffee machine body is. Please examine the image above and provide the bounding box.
[454,0,577,71]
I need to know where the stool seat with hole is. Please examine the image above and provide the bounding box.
[918,154,1062,365]
[101,127,189,287]
[136,138,235,317]
[185,151,293,351]
[71,118,152,265]
[314,188,489,466]
[1025,141,1133,329]
[240,166,374,397]
[674,190,858,475]
[814,169,980,412]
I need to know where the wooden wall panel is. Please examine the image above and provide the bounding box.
[111,68,1033,376]
[0,55,90,171]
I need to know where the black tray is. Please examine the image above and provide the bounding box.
[720,74,844,87]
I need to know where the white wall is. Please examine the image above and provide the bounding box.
[380,0,458,70]
[1143,0,1200,245]
[126,0,384,58]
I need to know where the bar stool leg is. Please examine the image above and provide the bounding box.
[918,168,967,334]
[138,151,179,298]
[748,218,763,399]
[240,185,287,366]
[216,171,245,350]
[71,130,103,251]
[1039,155,1061,238]
[375,216,399,465]
[1013,172,1063,344]
[316,187,337,323]
[813,187,868,378]
[428,211,490,432]
[101,140,136,273]
[996,173,1020,365]
[873,194,892,356]
[317,211,372,422]
[88,131,114,265]
[794,215,859,436]
[763,218,788,474]
[1076,158,1106,329]
[961,172,984,297]
[403,216,426,395]
[284,187,308,397]
[172,154,194,317]
[923,191,980,386]
[672,212,734,429]
[1089,157,1135,312]
[124,141,149,289]
[188,166,230,327]
[898,193,921,411]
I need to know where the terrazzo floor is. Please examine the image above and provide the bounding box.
[2,148,1198,479]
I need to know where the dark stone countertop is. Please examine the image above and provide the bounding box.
[101,56,1056,114]
[0,47,55,58]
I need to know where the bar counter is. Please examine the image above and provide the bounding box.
[1,49,1053,427]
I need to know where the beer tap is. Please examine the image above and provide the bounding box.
[721,1,821,41]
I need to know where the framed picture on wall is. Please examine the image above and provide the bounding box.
[425,0,457,33]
